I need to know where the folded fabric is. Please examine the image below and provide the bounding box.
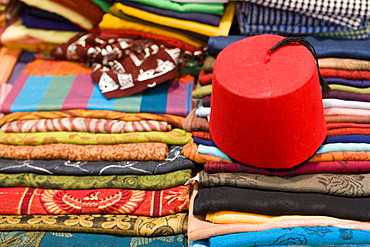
[0,146,193,176]
[236,2,366,37]
[327,122,370,130]
[182,141,231,164]
[323,98,370,109]
[193,185,370,221]
[327,84,370,94]
[183,108,210,132]
[20,5,85,32]
[199,170,370,197]
[204,160,370,176]
[0,213,187,236]
[193,137,216,147]
[317,143,370,154]
[322,90,370,102]
[0,128,192,146]
[0,60,194,117]
[0,47,22,84]
[0,83,13,118]
[19,0,104,32]
[0,168,192,190]
[0,109,185,129]
[191,84,212,99]
[197,144,230,160]
[324,135,370,144]
[121,0,225,15]
[0,142,168,161]
[324,107,370,116]
[199,226,370,247]
[0,118,171,133]
[239,0,370,29]
[0,231,188,247]
[191,131,213,141]
[120,0,221,26]
[198,69,213,85]
[0,185,190,215]
[326,115,370,124]
[187,183,370,242]
[327,128,370,136]
[310,151,370,162]
[325,77,370,88]
[114,2,235,37]
[99,13,207,48]
[207,35,370,60]
[319,58,370,71]
[321,69,370,80]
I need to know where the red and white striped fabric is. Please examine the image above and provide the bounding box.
[0,117,172,133]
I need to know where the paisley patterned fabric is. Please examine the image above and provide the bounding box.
[0,185,190,216]
[0,142,169,161]
[0,212,188,236]
[0,169,192,190]
[0,128,192,146]
[0,146,194,175]
[0,118,171,133]
[0,109,185,129]
[182,141,231,164]
[198,170,370,197]
[0,231,188,247]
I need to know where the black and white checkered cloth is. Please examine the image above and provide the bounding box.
[240,0,370,28]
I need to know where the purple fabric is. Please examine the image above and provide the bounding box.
[120,0,222,27]
[202,95,211,107]
[322,90,370,102]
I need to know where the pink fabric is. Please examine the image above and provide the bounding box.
[324,107,370,116]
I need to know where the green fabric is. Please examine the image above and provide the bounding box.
[91,0,112,12]
[127,0,225,15]
[328,84,370,94]
[0,128,193,145]
[192,84,212,99]
[0,169,192,190]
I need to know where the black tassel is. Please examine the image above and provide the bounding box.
[270,36,331,94]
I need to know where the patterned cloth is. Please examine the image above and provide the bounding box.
[0,146,194,175]
[0,232,188,247]
[0,213,188,236]
[0,185,190,216]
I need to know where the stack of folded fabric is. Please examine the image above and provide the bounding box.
[234,0,370,39]
[0,31,198,245]
[99,0,235,49]
[184,34,370,246]
[0,0,109,54]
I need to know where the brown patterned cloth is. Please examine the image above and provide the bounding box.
[326,115,370,124]
[0,142,168,161]
[0,109,185,129]
[198,170,370,197]
[0,213,188,236]
[0,118,171,133]
[309,151,370,162]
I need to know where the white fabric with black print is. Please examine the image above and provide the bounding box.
[240,0,370,28]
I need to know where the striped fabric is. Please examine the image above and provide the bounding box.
[0,60,194,117]
[236,2,370,39]
[0,118,171,133]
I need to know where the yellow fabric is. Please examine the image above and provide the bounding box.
[99,13,206,48]
[205,211,358,224]
[114,1,235,37]
[1,18,79,44]
[19,0,94,30]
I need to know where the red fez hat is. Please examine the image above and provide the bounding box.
[209,34,327,169]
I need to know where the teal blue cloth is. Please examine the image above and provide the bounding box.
[191,227,370,246]
[197,144,230,160]
[316,143,370,154]
[0,231,188,247]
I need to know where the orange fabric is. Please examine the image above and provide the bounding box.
[309,151,370,162]
[182,140,230,164]
[192,131,213,141]
[327,128,370,136]
[0,47,22,83]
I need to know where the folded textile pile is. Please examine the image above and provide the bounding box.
[0,0,109,54]
[235,0,370,39]
[0,42,196,245]
[184,34,370,246]
[99,0,235,49]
